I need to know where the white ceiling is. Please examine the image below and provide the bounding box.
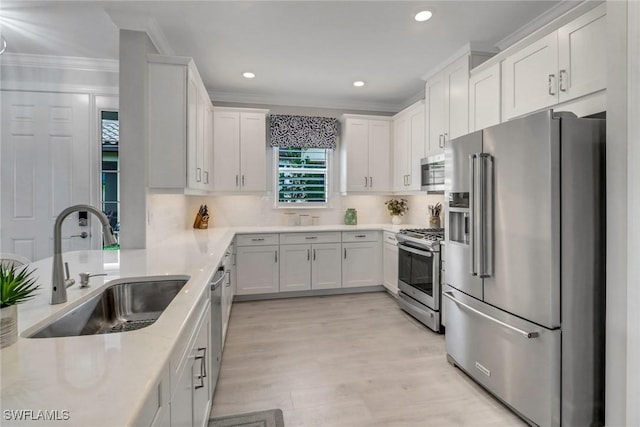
[0,1,577,112]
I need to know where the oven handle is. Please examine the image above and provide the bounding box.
[443,291,539,339]
[397,243,433,257]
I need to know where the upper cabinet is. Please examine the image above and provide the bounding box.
[340,115,392,193]
[212,108,268,193]
[503,4,606,119]
[148,55,213,193]
[425,51,493,155]
[393,101,425,192]
[469,63,502,132]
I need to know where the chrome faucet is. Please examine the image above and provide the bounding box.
[51,204,118,305]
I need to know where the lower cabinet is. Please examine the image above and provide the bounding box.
[221,244,234,343]
[170,297,212,427]
[383,233,399,294]
[236,243,279,295]
[342,242,382,288]
[279,242,342,292]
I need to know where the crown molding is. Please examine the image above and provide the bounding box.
[104,8,174,56]
[421,42,499,81]
[208,91,402,114]
[495,0,603,51]
[0,53,118,73]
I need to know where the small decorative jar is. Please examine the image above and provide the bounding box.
[391,215,402,225]
[429,216,441,229]
[344,208,358,225]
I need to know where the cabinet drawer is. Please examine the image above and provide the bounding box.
[342,231,380,243]
[383,231,397,245]
[280,232,341,245]
[236,234,279,246]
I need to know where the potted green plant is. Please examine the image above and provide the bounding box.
[385,198,408,225]
[0,264,39,348]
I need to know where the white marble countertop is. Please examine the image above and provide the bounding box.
[0,223,414,426]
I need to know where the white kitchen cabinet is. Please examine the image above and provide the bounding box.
[425,53,490,154]
[469,62,502,131]
[170,298,211,427]
[340,116,392,193]
[311,242,342,289]
[212,108,268,193]
[148,55,213,192]
[342,231,382,288]
[393,101,425,191]
[279,244,312,292]
[503,4,605,119]
[279,234,342,291]
[221,244,234,344]
[383,232,399,295]
[236,244,279,295]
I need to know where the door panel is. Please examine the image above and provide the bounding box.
[240,113,266,192]
[425,75,444,153]
[311,243,341,290]
[1,91,91,261]
[279,244,311,292]
[236,245,279,295]
[368,120,391,191]
[213,112,240,191]
[482,111,560,328]
[344,119,369,192]
[408,108,425,190]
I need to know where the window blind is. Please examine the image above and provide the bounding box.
[278,147,328,204]
[270,115,338,149]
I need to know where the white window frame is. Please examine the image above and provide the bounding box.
[273,147,331,209]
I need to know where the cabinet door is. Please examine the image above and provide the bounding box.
[342,242,382,288]
[192,312,211,427]
[393,116,409,191]
[187,74,202,190]
[503,32,559,119]
[445,56,470,141]
[557,4,606,102]
[383,242,399,294]
[425,74,445,154]
[469,63,501,131]
[202,103,214,191]
[239,112,266,192]
[311,243,342,290]
[368,120,391,191]
[170,357,194,427]
[213,111,241,191]
[408,106,425,190]
[279,244,311,292]
[344,119,370,192]
[236,245,279,295]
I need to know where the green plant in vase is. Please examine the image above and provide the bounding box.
[385,198,408,225]
[0,264,39,348]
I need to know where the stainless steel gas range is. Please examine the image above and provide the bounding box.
[395,228,444,333]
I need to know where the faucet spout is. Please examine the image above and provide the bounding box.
[51,204,117,305]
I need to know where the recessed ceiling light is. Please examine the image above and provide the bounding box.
[243,72,255,79]
[353,81,365,87]
[414,10,433,22]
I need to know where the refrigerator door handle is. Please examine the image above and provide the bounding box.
[469,154,477,276]
[479,153,494,278]
[443,292,539,339]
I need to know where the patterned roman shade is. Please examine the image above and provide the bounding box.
[269,115,338,149]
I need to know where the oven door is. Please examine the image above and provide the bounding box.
[398,243,440,310]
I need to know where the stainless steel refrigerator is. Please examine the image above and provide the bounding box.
[443,110,605,427]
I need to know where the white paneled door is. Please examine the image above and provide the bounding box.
[1,91,92,261]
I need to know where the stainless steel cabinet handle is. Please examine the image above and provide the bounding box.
[225,270,231,287]
[196,168,202,182]
[344,248,347,259]
[407,175,411,186]
[275,250,278,263]
[439,134,444,148]
[251,238,265,241]
[559,69,568,92]
[369,176,373,188]
[364,176,368,188]
[548,74,556,96]
[307,249,310,261]
[242,175,245,187]
[443,292,539,339]
[203,171,209,184]
[194,347,207,389]
[355,234,367,238]
[236,174,239,187]
[305,236,318,240]
[313,249,316,261]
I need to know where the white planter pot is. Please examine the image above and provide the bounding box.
[0,305,18,348]
[391,215,402,225]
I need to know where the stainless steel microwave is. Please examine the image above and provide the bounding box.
[420,154,445,192]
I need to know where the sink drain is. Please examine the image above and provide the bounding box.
[108,319,156,333]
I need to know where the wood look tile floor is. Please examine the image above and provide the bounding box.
[211,292,526,427]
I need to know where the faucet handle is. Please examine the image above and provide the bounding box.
[79,272,107,288]
[64,262,75,288]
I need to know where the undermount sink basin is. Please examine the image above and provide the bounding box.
[28,278,188,338]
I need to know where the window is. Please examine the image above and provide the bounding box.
[101,111,120,245]
[276,147,329,206]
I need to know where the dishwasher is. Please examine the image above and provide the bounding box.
[209,262,225,395]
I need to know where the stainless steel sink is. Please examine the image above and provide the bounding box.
[28,278,188,338]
